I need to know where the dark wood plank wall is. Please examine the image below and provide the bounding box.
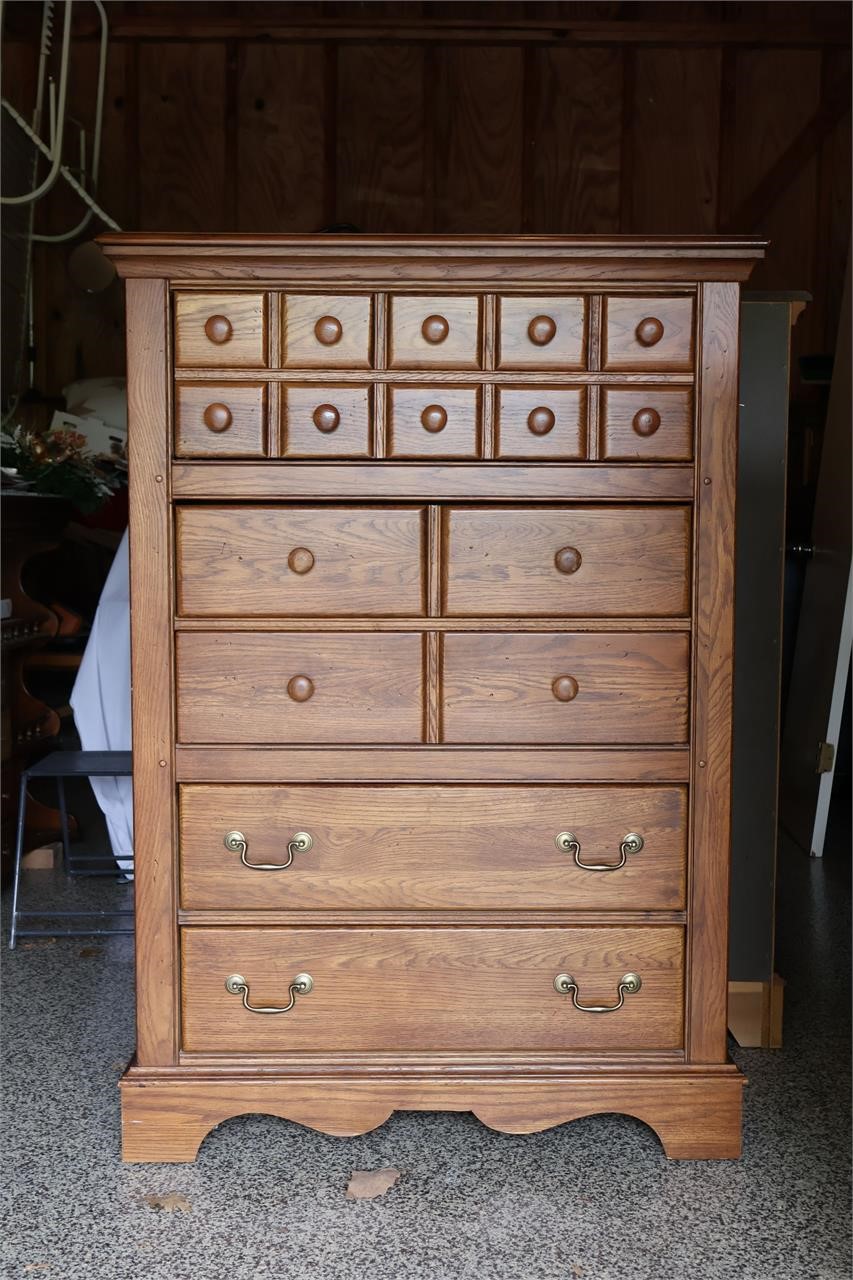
[3,1,849,396]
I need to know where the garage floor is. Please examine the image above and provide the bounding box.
[3,801,850,1280]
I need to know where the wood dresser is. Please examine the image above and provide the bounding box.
[99,234,764,1162]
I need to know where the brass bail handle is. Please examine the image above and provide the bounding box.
[555,831,644,872]
[225,972,314,1015]
[225,830,313,871]
[553,971,642,1013]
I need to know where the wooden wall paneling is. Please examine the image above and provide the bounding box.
[530,47,622,234]
[336,44,426,232]
[236,44,327,232]
[432,46,524,234]
[816,49,852,351]
[629,48,722,233]
[137,43,227,230]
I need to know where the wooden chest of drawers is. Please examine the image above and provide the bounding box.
[101,234,763,1162]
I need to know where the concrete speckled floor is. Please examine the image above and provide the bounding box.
[3,803,850,1279]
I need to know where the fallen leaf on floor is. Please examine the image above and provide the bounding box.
[142,1192,191,1213]
[79,945,103,957]
[571,1266,584,1278]
[20,938,55,949]
[345,1168,401,1200]
[111,1060,128,1071]
[23,1266,50,1273]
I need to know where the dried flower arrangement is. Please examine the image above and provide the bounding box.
[1,422,125,514]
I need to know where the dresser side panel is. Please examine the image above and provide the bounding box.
[126,277,179,1065]
[687,281,740,1063]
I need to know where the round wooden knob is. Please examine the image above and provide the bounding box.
[287,547,315,575]
[554,546,582,575]
[632,407,661,437]
[635,316,664,347]
[527,406,556,436]
[202,402,233,433]
[315,315,343,345]
[204,314,232,344]
[422,314,450,344]
[421,404,448,433]
[287,675,314,702]
[552,675,579,702]
[312,403,341,433]
[528,315,557,346]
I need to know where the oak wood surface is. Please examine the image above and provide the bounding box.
[442,506,691,617]
[281,294,373,369]
[178,783,687,912]
[442,631,689,744]
[281,384,373,458]
[496,295,588,369]
[495,387,587,460]
[602,296,695,372]
[180,925,685,1054]
[388,295,482,369]
[174,381,267,458]
[175,505,426,617]
[601,387,695,461]
[387,386,481,458]
[174,292,267,368]
[175,631,424,744]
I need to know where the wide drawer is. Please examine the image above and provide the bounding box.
[442,632,689,744]
[179,784,687,911]
[175,632,424,743]
[175,505,426,616]
[443,506,691,617]
[181,925,685,1053]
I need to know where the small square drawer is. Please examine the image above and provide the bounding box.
[603,297,694,372]
[282,385,372,457]
[443,506,691,617]
[388,296,481,369]
[174,383,266,457]
[174,293,267,368]
[176,631,424,744]
[601,388,694,461]
[388,386,480,458]
[281,295,373,369]
[442,631,689,745]
[176,505,426,617]
[497,296,587,370]
[496,388,586,459]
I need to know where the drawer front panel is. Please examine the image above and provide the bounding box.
[443,506,691,617]
[495,388,586,460]
[181,925,685,1053]
[388,296,481,369]
[179,784,687,911]
[496,296,587,370]
[175,382,267,458]
[174,292,267,368]
[442,632,689,744]
[388,386,480,458]
[176,506,425,617]
[175,632,424,743]
[281,295,373,369]
[602,296,694,372]
[282,385,372,458]
[602,388,694,461]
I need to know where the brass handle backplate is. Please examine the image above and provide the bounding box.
[555,830,644,871]
[225,971,314,1014]
[554,971,642,1012]
[225,829,313,871]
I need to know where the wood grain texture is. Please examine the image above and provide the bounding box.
[181,925,685,1054]
[433,47,523,233]
[174,382,266,457]
[388,295,482,369]
[496,296,587,369]
[282,384,372,458]
[602,296,695,371]
[125,278,178,1066]
[175,631,424,744]
[387,385,481,458]
[236,44,325,232]
[282,294,373,368]
[174,292,267,367]
[601,387,694,461]
[530,47,623,234]
[442,631,689,744]
[688,281,740,1064]
[178,784,687,912]
[443,506,691,617]
[120,1068,744,1162]
[495,388,587,460]
[175,505,425,617]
